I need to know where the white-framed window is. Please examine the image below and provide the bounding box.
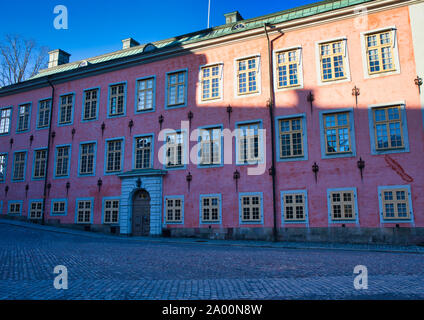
[12,152,26,181]
[59,94,73,125]
[38,99,51,128]
[83,89,98,121]
[200,64,222,101]
[283,193,306,221]
[278,117,304,159]
[55,146,70,177]
[17,104,30,132]
[52,201,66,215]
[361,27,400,78]
[165,132,184,168]
[33,149,47,179]
[167,71,186,107]
[165,196,183,223]
[106,139,122,173]
[76,199,92,224]
[0,107,12,134]
[236,56,260,95]
[136,77,154,111]
[29,201,43,219]
[0,154,7,182]
[200,195,221,223]
[240,193,262,223]
[199,127,221,166]
[8,202,21,215]
[104,199,119,224]
[109,83,126,116]
[275,48,302,89]
[315,38,350,85]
[134,136,152,169]
[237,122,262,164]
[79,143,96,175]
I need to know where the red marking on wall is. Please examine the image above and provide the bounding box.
[384,155,414,182]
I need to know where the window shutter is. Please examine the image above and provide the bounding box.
[391,28,397,48]
[297,48,302,66]
[256,56,261,74]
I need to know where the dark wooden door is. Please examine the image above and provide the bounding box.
[132,190,150,236]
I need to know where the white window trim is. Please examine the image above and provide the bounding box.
[233,53,262,98]
[315,36,351,86]
[273,46,304,92]
[197,62,224,104]
[360,26,400,79]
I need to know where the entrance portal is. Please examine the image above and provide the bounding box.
[132,189,150,236]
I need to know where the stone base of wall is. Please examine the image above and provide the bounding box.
[166,227,424,246]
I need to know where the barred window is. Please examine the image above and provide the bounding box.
[279,118,303,158]
[38,99,51,128]
[104,199,119,224]
[59,94,73,125]
[276,50,299,88]
[109,84,125,116]
[79,143,95,175]
[29,202,43,219]
[166,133,183,168]
[135,136,152,169]
[373,106,403,150]
[0,154,6,182]
[167,71,186,106]
[0,108,12,134]
[106,140,122,173]
[33,149,47,179]
[137,78,154,111]
[17,104,30,132]
[166,198,183,222]
[238,123,260,163]
[201,196,220,222]
[199,128,221,165]
[283,193,306,221]
[237,57,259,95]
[241,195,262,222]
[83,89,98,120]
[366,31,395,74]
[13,152,26,181]
[329,190,356,221]
[76,200,92,223]
[201,65,221,101]
[52,201,66,215]
[324,112,351,154]
[319,40,346,81]
[382,188,410,220]
[55,146,70,177]
[8,203,21,215]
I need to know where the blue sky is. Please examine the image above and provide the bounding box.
[0,0,318,62]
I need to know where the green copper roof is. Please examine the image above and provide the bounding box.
[31,0,375,80]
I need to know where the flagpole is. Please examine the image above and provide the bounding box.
[207,0,211,28]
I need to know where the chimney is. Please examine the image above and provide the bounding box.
[122,38,140,50]
[48,49,71,68]
[224,11,243,24]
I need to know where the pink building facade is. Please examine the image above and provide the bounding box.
[1,0,423,244]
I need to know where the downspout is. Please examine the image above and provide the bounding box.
[264,23,279,242]
[42,77,55,225]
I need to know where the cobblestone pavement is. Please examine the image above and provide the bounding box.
[1,224,423,300]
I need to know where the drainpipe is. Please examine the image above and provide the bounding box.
[264,23,279,242]
[42,77,55,225]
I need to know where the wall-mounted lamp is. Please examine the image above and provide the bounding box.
[188,111,193,128]
[312,162,319,183]
[227,105,233,123]
[25,184,29,198]
[47,183,51,196]
[186,172,192,191]
[97,178,103,192]
[233,170,240,192]
[268,166,275,176]
[71,128,76,139]
[128,120,134,134]
[9,138,13,149]
[158,115,164,130]
[101,122,106,136]
[5,185,9,197]
[357,157,365,180]
[307,91,314,113]
[415,76,423,94]
[29,135,34,147]
[136,177,142,189]
[51,131,56,140]
[66,181,70,195]
[352,86,360,108]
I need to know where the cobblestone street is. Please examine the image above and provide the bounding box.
[1,223,423,300]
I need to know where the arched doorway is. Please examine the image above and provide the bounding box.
[132,189,150,236]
